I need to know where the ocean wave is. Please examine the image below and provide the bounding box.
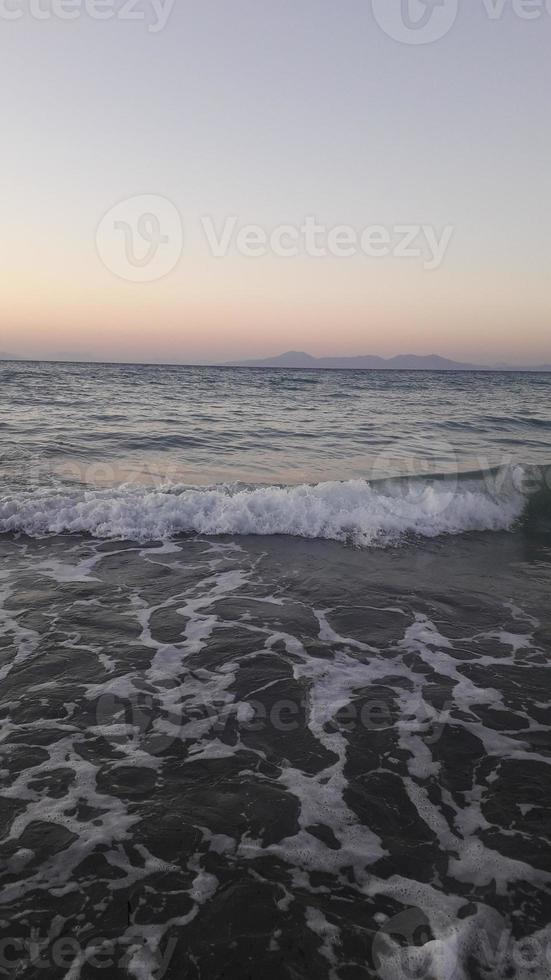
[0,468,534,545]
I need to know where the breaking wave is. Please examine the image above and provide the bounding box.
[0,465,543,545]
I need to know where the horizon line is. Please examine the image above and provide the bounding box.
[2,354,551,374]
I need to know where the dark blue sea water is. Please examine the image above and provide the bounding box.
[1,361,550,979]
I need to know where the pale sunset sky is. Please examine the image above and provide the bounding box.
[1,0,550,365]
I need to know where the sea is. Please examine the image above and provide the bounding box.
[1,359,550,980]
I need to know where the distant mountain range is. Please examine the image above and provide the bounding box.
[224,351,551,372]
[1,351,551,372]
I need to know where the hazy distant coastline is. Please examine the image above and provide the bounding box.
[223,350,551,373]
[2,350,551,372]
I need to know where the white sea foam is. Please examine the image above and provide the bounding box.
[0,476,526,545]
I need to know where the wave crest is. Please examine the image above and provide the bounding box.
[0,471,530,545]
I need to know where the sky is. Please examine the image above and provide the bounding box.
[1,0,550,365]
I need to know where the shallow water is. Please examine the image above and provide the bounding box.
[1,362,550,979]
